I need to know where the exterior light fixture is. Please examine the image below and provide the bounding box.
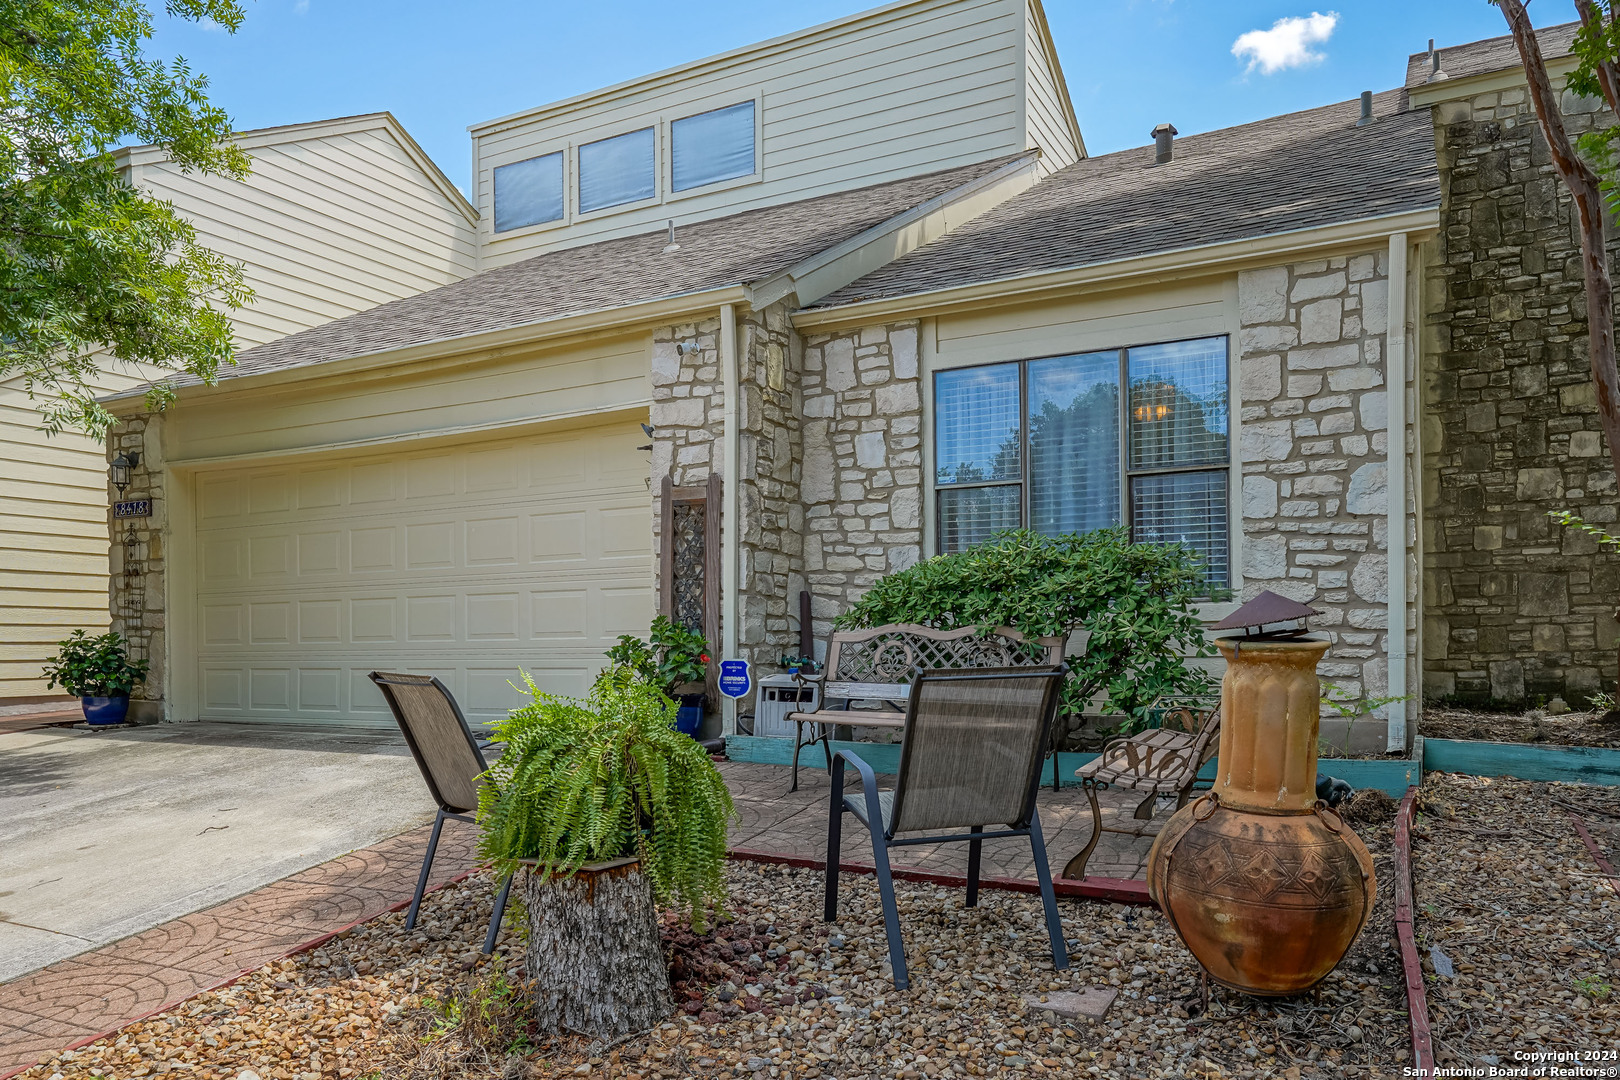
[110,451,140,494]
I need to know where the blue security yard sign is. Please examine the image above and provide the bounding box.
[718,659,752,700]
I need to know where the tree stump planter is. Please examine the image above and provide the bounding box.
[521,856,671,1039]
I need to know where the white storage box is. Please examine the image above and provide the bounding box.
[751,674,820,738]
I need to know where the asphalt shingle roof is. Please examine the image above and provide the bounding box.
[1405,20,1578,88]
[810,90,1439,312]
[194,155,1021,385]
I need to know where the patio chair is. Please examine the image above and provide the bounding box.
[1061,704,1221,881]
[368,672,512,954]
[824,665,1070,990]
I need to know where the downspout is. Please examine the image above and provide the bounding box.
[1386,234,1410,752]
[720,303,740,737]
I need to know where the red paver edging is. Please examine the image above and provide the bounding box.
[1393,785,1436,1078]
[0,826,485,1080]
[729,846,1152,904]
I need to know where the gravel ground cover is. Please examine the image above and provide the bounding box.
[20,804,1407,1080]
[1413,773,1620,1071]
[1422,704,1620,748]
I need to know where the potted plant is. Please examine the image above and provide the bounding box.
[41,631,149,726]
[604,615,711,735]
[477,667,734,1039]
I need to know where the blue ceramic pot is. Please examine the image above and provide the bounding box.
[673,693,705,736]
[82,695,130,726]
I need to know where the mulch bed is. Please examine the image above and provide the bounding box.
[21,803,1409,1080]
[1412,773,1620,1071]
[1422,704,1620,748]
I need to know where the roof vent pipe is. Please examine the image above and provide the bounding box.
[1357,90,1373,126]
[1152,123,1177,165]
[1426,38,1449,82]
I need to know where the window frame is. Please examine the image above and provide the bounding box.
[491,149,569,236]
[665,90,765,204]
[575,124,661,219]
[930,334,1232,585]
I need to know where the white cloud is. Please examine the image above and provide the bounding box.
[293,0,309,12]
[1232,11,1339,75]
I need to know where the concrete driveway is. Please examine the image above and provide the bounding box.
[0,721,436,982]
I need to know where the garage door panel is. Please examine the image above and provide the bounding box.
[195,425,653,724]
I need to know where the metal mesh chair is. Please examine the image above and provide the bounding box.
[824,665,1070,989]
[369,672,511,954]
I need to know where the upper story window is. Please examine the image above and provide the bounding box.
[671,101,756,191]
[492,151,564,233]
[933,335,1230,587]
[578,127,656,214]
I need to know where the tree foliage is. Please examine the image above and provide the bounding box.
[1,0,252,435]
[477,668,734,924]
[834,528,1219,726]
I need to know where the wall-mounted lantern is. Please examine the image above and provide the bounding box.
[110,452,140,495]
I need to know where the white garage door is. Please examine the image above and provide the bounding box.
[192,423,652,727]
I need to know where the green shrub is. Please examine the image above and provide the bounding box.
[476,668,733,923]
[41,630,148,697]
[834,527,1217,726]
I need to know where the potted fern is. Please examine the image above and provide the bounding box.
[42,631,149,725]
[478,666,733,1039]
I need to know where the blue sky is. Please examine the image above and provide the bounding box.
[150,0,1580,197]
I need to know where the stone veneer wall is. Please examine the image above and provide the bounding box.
[1238,252,1416,712]
[107,413,167,722]
[1423,85,1620,705]
[649,305,805,673]
[799,321,925,646]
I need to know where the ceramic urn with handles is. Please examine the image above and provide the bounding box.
[1146,626,1377,996]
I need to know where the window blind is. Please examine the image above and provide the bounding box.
[1028,352,1120,536]
[672,102,756,191]
[579,127,655,213]
[1127,337,1228,471]
[1131,470,1229,587]
[934,365,1020,485]
[493,152,564,233]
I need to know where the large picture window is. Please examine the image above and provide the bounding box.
[933,335,1230,585]
[578,127,656,213]
[671,101,756,191]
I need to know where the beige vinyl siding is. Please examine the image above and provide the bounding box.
[474,0,1029,268]
[0,378,135,698]
[930,277,1236,369]
[161,333,651,465]
[0,117,478,699]
[134,123,478,349]
[1022,0,1081,171]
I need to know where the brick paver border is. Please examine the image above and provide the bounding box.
[0,820,482,1080]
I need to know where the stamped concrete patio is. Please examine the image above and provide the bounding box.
[721,759,1163,884]
[0,750,1161,1077]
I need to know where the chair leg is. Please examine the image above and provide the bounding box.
[1061,779,1105,881]
[966,825,983,908]
[791,721,805,793]
[407,808,447,931]
[824,756,845,922]
[820,725,833,773]
[1027,808,1069,972]
[870,835,909,990]
[482,872,514,955]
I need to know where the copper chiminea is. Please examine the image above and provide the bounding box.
[1146,590,1376,996]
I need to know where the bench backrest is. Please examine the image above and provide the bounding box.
[820,624,1064,708]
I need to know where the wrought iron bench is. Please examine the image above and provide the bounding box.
[786,623,1065,792]
[1061,703,1221,881]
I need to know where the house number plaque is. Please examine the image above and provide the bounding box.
[114,500,151,519]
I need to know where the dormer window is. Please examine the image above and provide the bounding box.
[671,101,757,191]
[578,127,656,213]
[492,151,564,233]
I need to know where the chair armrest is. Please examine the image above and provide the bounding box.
[829,748,888,839]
